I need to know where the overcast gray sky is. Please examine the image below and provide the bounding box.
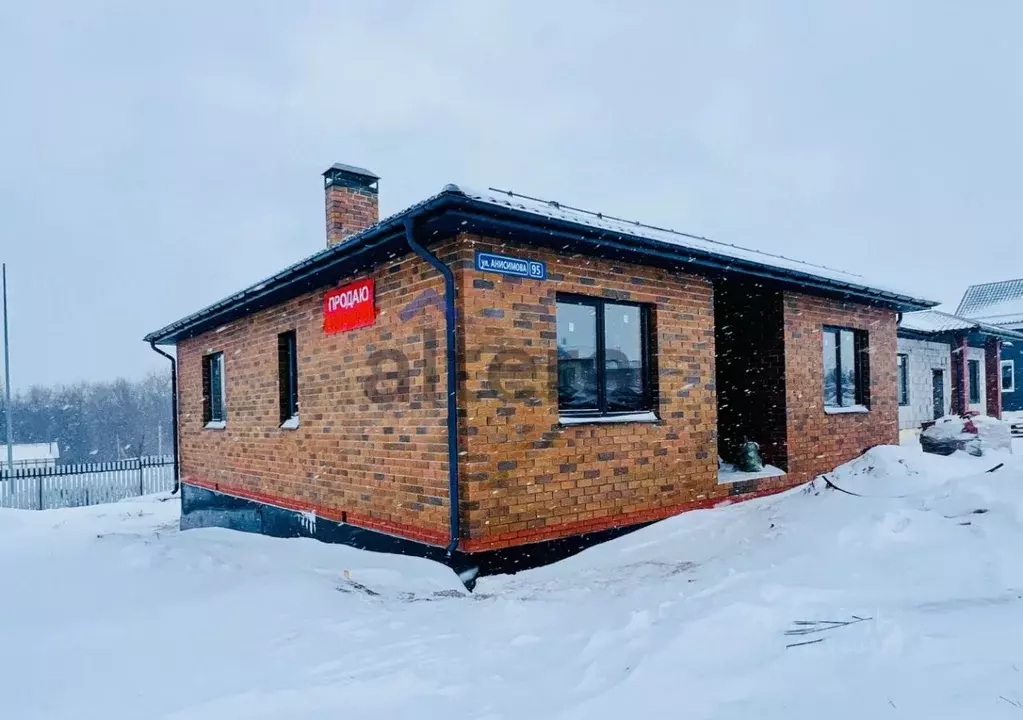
[1,1,1021,390]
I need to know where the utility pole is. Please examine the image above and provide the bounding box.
[3,263,13,474]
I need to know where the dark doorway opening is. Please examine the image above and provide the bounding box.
[932,369,944,420]
[713,282,788,470]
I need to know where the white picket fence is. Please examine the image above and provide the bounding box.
[0,456,176,510]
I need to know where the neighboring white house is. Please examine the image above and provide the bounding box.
[0,443,60,470]
[897,310,1023,433]
[896,333,952,431]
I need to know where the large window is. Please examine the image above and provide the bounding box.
[822,326,868,408]
[1003,359,1016,393]
[897,353,909,406]
[202,352,226,425]
[968,359,981,404]
[278,331,299,425]
[556,295,653,417]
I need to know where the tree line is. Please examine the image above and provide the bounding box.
[0,372,172,464]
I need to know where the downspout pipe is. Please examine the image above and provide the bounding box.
[148,342,180,494]
[403,217,460,555]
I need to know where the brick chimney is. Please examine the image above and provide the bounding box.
[323,163,380,246]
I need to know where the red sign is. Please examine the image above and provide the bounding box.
[324,279,375,334]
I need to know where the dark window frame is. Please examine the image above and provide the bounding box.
[555,293,655,418]
[822,326,869,408]
[968,358,981,404]
[278,331,298,425]
[202,352,226,424]
[897,353,910,406]
[278,330,299,424]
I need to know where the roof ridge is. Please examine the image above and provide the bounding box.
[957,277,1023,316]
[965,277,1023,290]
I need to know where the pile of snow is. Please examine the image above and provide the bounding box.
[1,443,1023,718]
[922,414,1013,456]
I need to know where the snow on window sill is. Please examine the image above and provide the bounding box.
[204,420,226,430]
[559,411,659,426]
[824,404,869,415]
[280,416,300,430]
[718,464,786,485]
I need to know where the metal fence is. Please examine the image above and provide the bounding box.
[0,456,176,510]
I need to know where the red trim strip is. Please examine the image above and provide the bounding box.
[460,483,795,551]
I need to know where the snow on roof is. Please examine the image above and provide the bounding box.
[900,310,974,333]
[457,186,928,302]
[956,279,1023,325]
[0,442,60,463]
[963,297,1023,326]
[147,182,937,345]
[899,310,1023,339]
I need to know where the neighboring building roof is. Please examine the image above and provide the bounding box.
[899,309,1023,340]
[956,279,1023,326]
[145,184,937,345]
[0,442,60,463]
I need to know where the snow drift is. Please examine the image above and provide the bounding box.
[1,442,1022,719]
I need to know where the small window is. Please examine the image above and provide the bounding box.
[968,359,981,404]
[822,326,868,408]
[278,330,299,424]
[202,352,226,425]
[556,295,653,418]
[1001,359,1015,393]
[897,354,909,406]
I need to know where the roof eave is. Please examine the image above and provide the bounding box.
[898,323,1023,342]
[143,191,464,345]
[451,198,936,313]
[146,188,935,344]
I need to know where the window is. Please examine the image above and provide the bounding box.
[897,353,909,406]
[278,330,299,425]
[202,352,226,425]
[556,295,653,418]
[968,359,981,404]
[822,326,868,408]
[1002,359,1015,393]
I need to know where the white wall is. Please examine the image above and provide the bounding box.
[897,337,952,430]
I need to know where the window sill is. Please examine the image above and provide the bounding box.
[558,411,659,427]
[718,464,786,485]
[280,416,300,430]
[824,405,869,415]
[204,420,227,430]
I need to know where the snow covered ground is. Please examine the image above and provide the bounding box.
[2,443,1023,719]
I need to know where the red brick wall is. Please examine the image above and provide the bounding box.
[325,184,378,246]
[177,231,900,553]
[985,338,1003,419]
[455,234,720,551]
[455,239,899,550]
[177,245,455,544]
[781,293,899,484]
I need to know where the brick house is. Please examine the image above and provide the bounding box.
[146,163,934,579]
[895,310,1023,434]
